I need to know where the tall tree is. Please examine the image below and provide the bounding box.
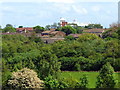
[3,24,16,32]
[96,62,116,88]
[33,25,44,33]
[58,25,76,35]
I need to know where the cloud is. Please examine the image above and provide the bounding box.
[0,0,119,3]
[53,3,71,13]
[72,5,88,15]
[47,0,74,3]
[92,6,101,12]
[0,0,45,3]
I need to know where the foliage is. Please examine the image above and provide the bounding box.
[44,75,59,88]
[8,68,44,88]
[57,25,76,35]
[77,33,101,42]
[76,74,88,88]
[33,25,44,33]
[96,62,116,88]
[2,59,12,87]
[3,24,16,32]
[18,26,23,28]
[65,35,75,41]
[2,27,120,88]
[85,24,103,29]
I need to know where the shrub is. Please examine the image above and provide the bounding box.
[44,75,59,88]
[75,74,88,88]
[8,68,44,88]
[96,62,116,88]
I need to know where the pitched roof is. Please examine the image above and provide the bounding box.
[69,34,82,38]
[83,29,105,33]
[41,31,52,34]
[16,27,33,31]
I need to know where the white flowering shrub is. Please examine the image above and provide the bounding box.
[8,68,44,88]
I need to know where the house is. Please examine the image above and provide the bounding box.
[42,38,64,44]
[41,30,65,38]
[83,29,105,36]
[68,34,82,38]
[16,27,33,33]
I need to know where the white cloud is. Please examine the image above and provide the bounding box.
[53,3,71,13]
[92,6,101,12]
[0,0,45,3]
[72,5,88,15]
[106,10,111,14]
[0,0,119,3]
[47,0,74,3]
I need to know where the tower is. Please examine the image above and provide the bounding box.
[60,17,68,27]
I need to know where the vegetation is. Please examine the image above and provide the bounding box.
[57,25,76,35]
[2,24,16,32]
[33,25,45,33]
[7,68,44,88]
[58,71,120,88]
[85,24,103,29]
[1,25,120,88]
[96,63,116,88]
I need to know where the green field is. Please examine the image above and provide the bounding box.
[58,71,120,88]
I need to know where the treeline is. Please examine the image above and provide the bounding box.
[2,27,120,87]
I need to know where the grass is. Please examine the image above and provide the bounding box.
[58,71,120,88]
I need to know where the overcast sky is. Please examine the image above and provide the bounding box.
[0,0,119,28]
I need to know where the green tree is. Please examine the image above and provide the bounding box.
[75,26,83,34]
[96,62,116,88]
[44,75,59,88]
[58,25,76,35]
[65,35,75,41]
[33,25,44,33]
[77,33,100,42]
[51,22,58,29]
[3,24,16,32]
[76,74,88,88]
[6,24,13,27]
[45,25,51,30]
[85,24,103,29]
[18,26,23,28]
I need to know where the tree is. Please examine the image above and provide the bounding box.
[51,22,58,29]
[77,33,101,42]
[58,25,76,35]
[96,62,116,88]
[85,24,103,29]
[18,26,23,28]
[76,74,88,88]
[6,24,13,27]
[8,68,44,88]
[75,26,83,34]
[3,24,16,32]
[33,25,44,33]
[45,25,51,30]
[65,35,75,41]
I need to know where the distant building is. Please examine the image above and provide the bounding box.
[59,17,89,27]
[83,29,105,37]
[16,27,33,33]
[41,30,65,38]
[60,17,68,27]
[68,34,82,38]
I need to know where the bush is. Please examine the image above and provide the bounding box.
[8,68,44,88]
[96,62,116,88]
[44,75,59,88]
[75,74,88,88]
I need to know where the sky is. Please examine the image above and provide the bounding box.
[0,0,119,28]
